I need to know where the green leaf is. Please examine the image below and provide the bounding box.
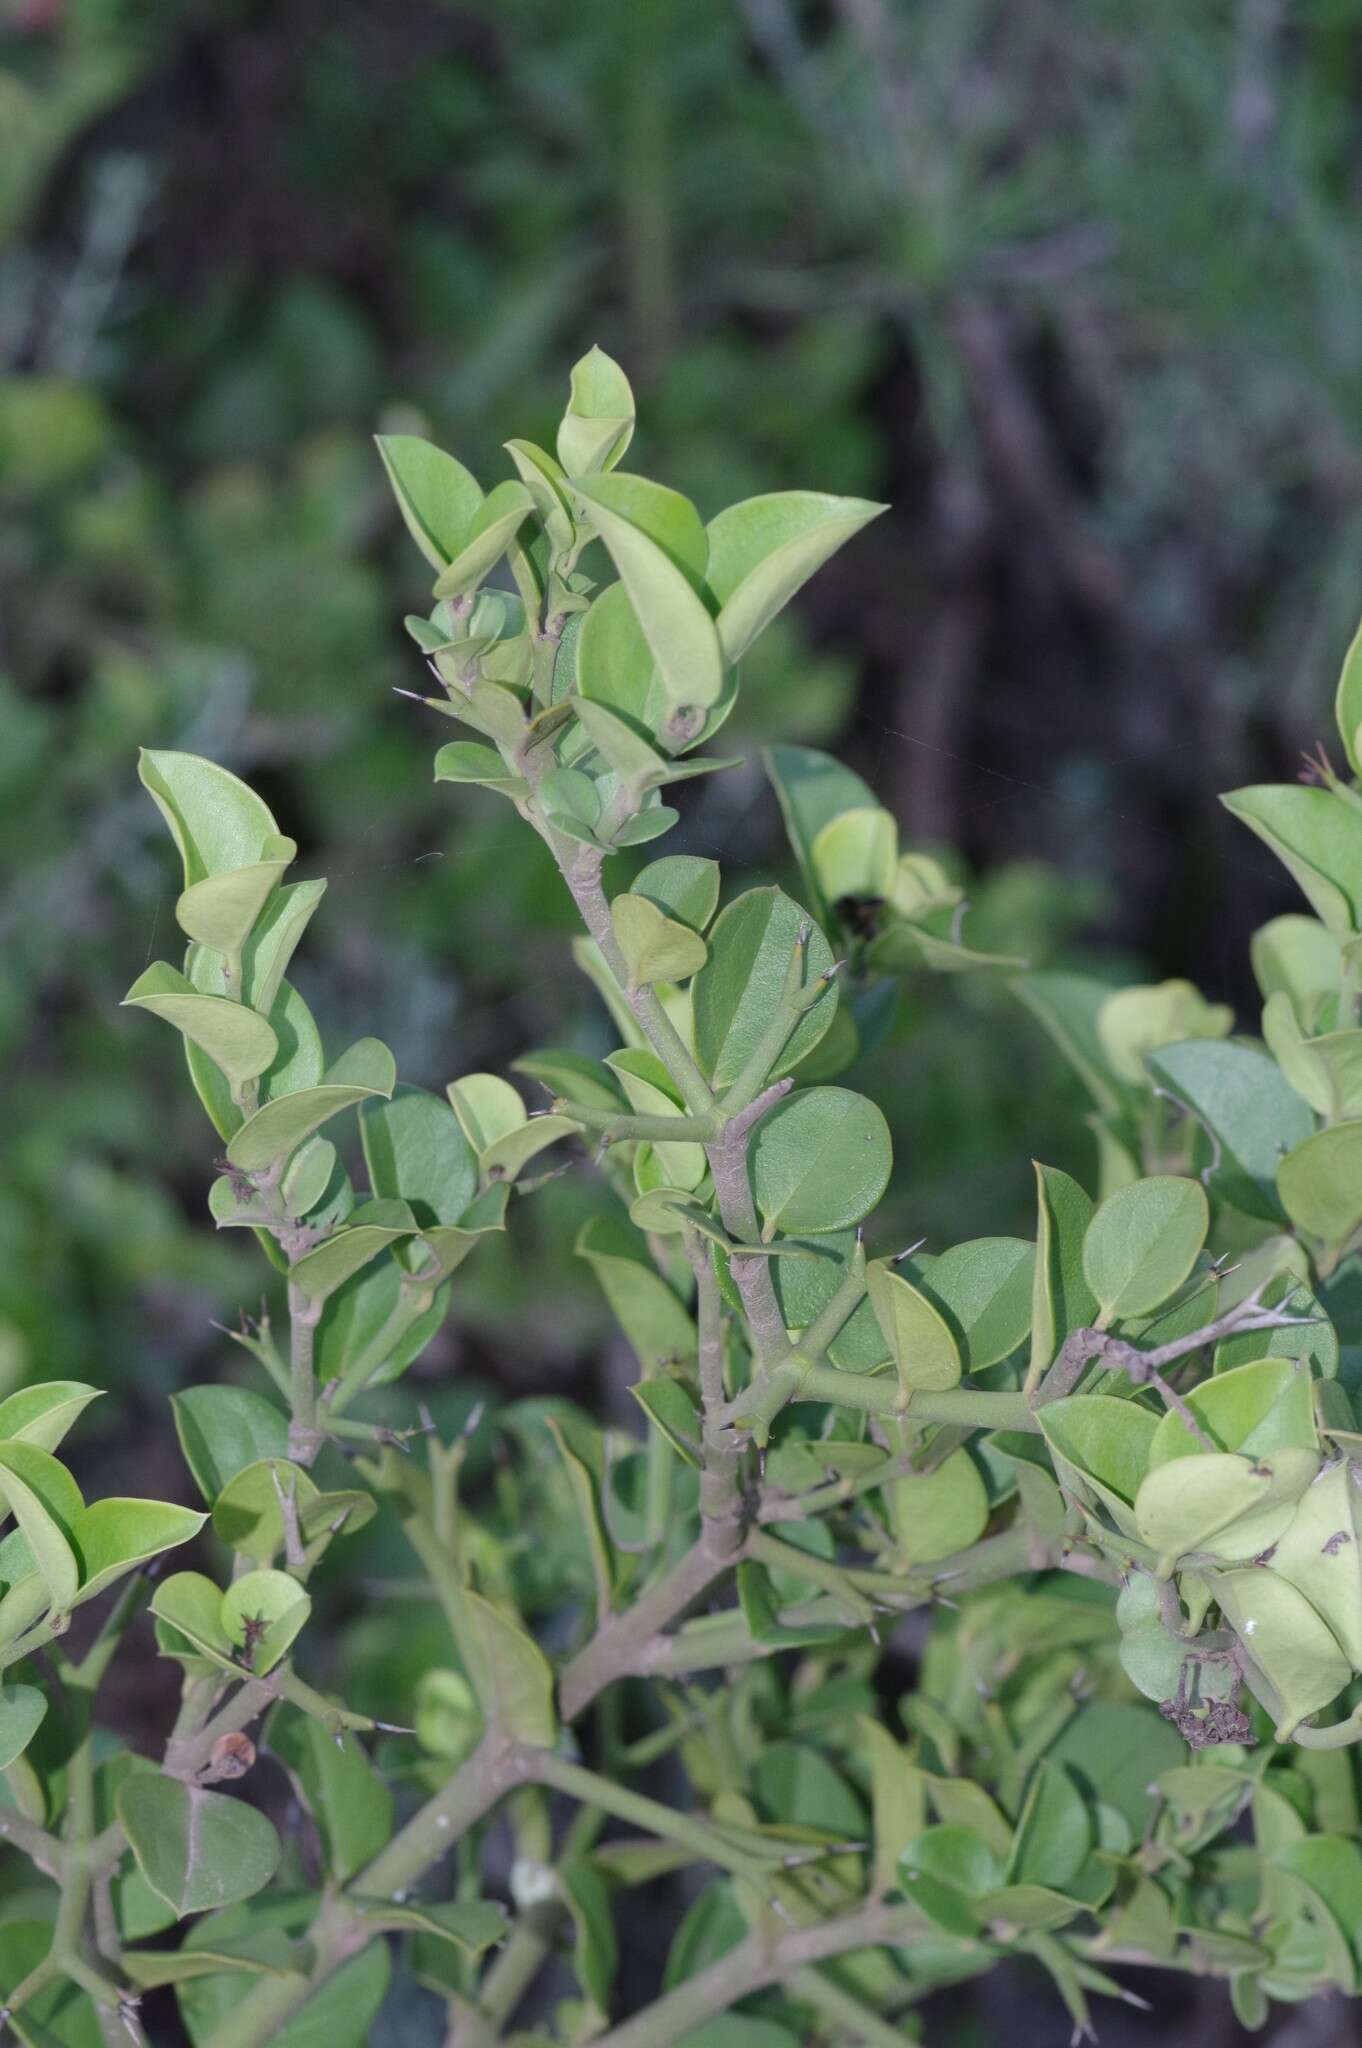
[139,749,282,888]
[413,1184,510,1280]
[560,1860,618,2011]
[1082,1175,1209,1324]
[611,892,707,989]
[360,1085,478,1227]
[446,1072,528,1152]
[242,880,328,1022]
[212,1459,374,1564]
[1222,784,1362,935]
[177,845,296,960]
[289,1213,413,1302]
[479,1114,576,1183]
[1336,614,1362,775]
[504,437,575,550]
[220,1569,310,1675]
[1047,1700,1185,1839]
[631,856,721,934]
[897,1825,1002,1937]
[433,742,528,800]
[0,1443,82,1611]
[432,479,534,600]
[810,807,897,909]
[0,1382,101,1455]
[557,346,635,476]
[123,963,278,1097]
[513,1047,625,1113]
[887,1448,989,1565]
[605,1049,706,1191]
[1038,1395,1158,1508]
[1279,1121,1362,1244]
[1145,1040,1315,1223]
[117,1778,281,1918]
[574,474,724,717]
[458,1588,556,1747]
[750,1087,891,1239]
[0,1684,45,1770]
[1267,1458,1362,1667]
[177,1904,389,2048]
[1030,1164,1097,1380]
[1216,1567,1353,1738]
[172,1387,289,1505]
[577,1214,696,1367]
[1147,1358,1316,1467]
[858,1716,927,1897]
[314,1256,448,1392]
[374,434,482,570]
[865,1261,960,1392]
[1014,971,1129,1118]
[72,1498,205,1603]
[705,492,885,667]
[899,1237,1036,1371]
[692,886,838,1089]
[630,1378,703,1467]
[1273,1836,1362,1983]
[1007,1762,1091,1889]
[150,1571,237,1672]
[226,1053,397,1174]
[1096,979,1232,1084]
[762,744,878,922]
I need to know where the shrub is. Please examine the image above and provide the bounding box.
[7,355,1362,2044]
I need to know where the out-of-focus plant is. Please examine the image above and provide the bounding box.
[10,359,1362,2047]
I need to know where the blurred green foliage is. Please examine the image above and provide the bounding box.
[3,0,1360,1441]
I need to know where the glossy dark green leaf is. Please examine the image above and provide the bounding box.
[172,1387,290,1506]
[269,1707,393,1884]
[693,886,837,1089]
[631,855,721,933]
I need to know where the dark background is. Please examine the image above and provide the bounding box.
[3,4,1362,2041]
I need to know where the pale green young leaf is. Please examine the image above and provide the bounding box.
[631,856,721,934]
[0,1443,82,1611]
[557,345,635,476]
[1030,1163,1096,1380]
[123,963,278,1095]
[762,744,878,920]
[888,1449,989,1565]
[1006,1763,1091,1889]
[810,807,897,909]
[611,892,708,990]
[898,1237,1036,1370]
[72,1499,205,1604]
[458,1587,557,1747]
[1096,979,1233,1084]
[374,434,483,569]
[432,479,534,600]
[1335,612,1362,776]
[220,1569,310,1675]
[1251,912,1343,1021]
[1269,1459,1362,1667]
[433,742,529,799]
[866,1261,960,1393]
[139,749,281,887]
[1134,1449,1317,1571]
[0,1382,101,1455]
[176,846,296,960]
[629,1378,703,1467]
[1013,971,1130,1118]
[705,491,886,666]
[478,1114,576,1184]
[118,1778,281,1918]
[1216,1568,1352,1739]
[227,1067,396,1174]
[1147,1358,1316,1467]
[1222,784,1362,935]
[504,437,575,550]
[574,475,724,716]
[1082,1175,1209,1324]
[1278,1121,1362,1244]
[0,1685,46,1771]
[447,1073,528,1151]
[150,1572,237,1670]
[289,1216,413,1303]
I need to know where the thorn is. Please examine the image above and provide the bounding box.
[418,1401,437,1438]
[373,1720,417,1735]
[463,1400,486,1438]
[393,687,427,702]
[892,1236,928,1265]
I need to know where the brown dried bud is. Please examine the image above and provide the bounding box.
[208,1732,256,1780]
